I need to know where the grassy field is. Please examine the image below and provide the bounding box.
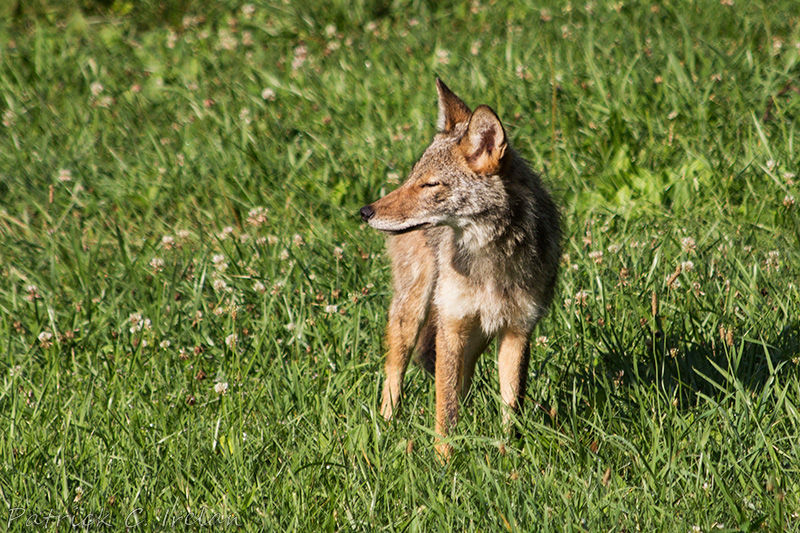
[1,0,799,530]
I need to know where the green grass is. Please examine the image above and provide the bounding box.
[1,0,799,530]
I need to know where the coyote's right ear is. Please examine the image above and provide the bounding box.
[436,78,472,133]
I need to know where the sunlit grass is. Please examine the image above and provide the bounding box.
[1,1,799,530]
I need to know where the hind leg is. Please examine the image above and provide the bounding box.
[413,305,438,376]
[380,233,436,420]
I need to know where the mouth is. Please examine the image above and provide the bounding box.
[365,218,432,235]
[382,222,431,235]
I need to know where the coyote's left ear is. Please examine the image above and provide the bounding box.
[459,105,507,174]
[436,78,472,133]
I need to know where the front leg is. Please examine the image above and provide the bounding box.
[380,233,436,420]
[434,314,482,459]
[381,285,432,421]
[497,326,532,428]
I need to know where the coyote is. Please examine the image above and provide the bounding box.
[360,79,561,457]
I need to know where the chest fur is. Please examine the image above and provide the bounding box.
[432,242,542,334]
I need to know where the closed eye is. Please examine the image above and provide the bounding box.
[420,181,441,188]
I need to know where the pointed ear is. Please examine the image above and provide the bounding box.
[459,105,507,174]
[436,78,472,133]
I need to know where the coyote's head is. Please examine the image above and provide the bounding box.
[360,79,510,235]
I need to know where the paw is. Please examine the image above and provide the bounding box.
[380,395,397,421]
[435,440,453,462]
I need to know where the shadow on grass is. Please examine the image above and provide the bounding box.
[531,318,800,429]
[617,319,798,405]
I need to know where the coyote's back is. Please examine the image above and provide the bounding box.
[360,79,560,458]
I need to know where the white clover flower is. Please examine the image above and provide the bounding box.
[38,330,53,348]
[129,313,143,333]
[149,257,165,272]
[247,206,268,226]
[2,109,16,127]
[435,48,451,65]
[291,45,307,70]
[218,226,234,240]
[470,40,481,56]
[25,285,40,301]
[212,254,228,271]
[574,290,590,306]
[218,29,238,51]
[765,250,781,272]
[588,251,604,265]
[225,334,237,349]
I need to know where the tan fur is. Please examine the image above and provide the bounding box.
[361,79,561,459]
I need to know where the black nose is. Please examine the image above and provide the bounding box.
[360,205,375,222]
